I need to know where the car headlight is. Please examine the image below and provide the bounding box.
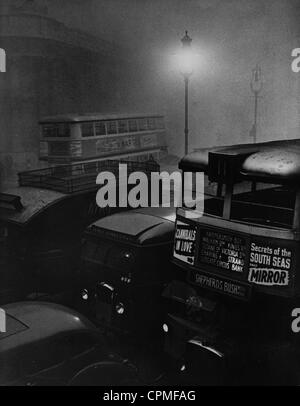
[81,289,89,300]
[115,302,125,315]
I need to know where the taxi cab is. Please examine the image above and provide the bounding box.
[0,186,101,304]
[0,301,137,386]
[0,159,157,305]
[163,139,300,385]
[79,207,176,338]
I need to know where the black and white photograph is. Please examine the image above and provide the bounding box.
[0,0,300,392]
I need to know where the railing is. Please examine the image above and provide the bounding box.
[18,159,160,194]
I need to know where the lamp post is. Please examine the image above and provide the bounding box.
[180,31,193,155]
[250,64,263,143]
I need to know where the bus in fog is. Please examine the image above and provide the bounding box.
[39,113,168,164]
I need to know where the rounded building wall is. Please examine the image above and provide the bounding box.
[0,10,129,189]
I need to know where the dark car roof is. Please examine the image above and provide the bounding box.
[179,139,300,183]
[0,302,95,353]
[0,187,67,225]
[88,207,176,245]
[131,207,176,222]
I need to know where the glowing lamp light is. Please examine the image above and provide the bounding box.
[177,49,197,77]
[177,31,194,78]
[250,64,263,94]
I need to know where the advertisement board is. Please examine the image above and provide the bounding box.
[173,219,297,298]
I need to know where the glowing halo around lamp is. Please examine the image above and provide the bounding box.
[176,47,198,77]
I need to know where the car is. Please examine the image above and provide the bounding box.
[79,207,178,339]
[0,186,104,305]
[0,301,137,386]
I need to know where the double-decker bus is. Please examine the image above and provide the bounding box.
[39,113,168,164]
[163,138,300,385]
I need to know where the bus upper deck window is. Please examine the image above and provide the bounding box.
[138,119,148,131]
[95,121,106,136]
[57,124,70,137]
[147,118,156,130]
[81,123,94,137]
[43,124,69,137]
[107,121,117,135]
[156,117,165,129]
[43,125,56,137]
[118,120,128,134]
[128,119,138,132]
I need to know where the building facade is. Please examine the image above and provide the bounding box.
[0,0,129,188]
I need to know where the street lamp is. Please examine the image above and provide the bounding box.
[179,31,193,155]
[250,64,263,143]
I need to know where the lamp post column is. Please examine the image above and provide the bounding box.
[184,76,189,155]
[180,30,193,155]
[250,64,263,144]
[253,91,258,143]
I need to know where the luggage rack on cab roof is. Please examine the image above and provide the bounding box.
[18,158,160,194]
[0,193,24,211]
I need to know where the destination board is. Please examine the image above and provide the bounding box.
[96,135,139,154]
[198,229,246,273]
[190,271,251,300]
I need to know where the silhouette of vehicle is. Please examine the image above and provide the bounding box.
[0,301,137,386]
[163,139,300,385]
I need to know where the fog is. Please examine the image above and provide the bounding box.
[1,0,299,158]
[42,0,299,156]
